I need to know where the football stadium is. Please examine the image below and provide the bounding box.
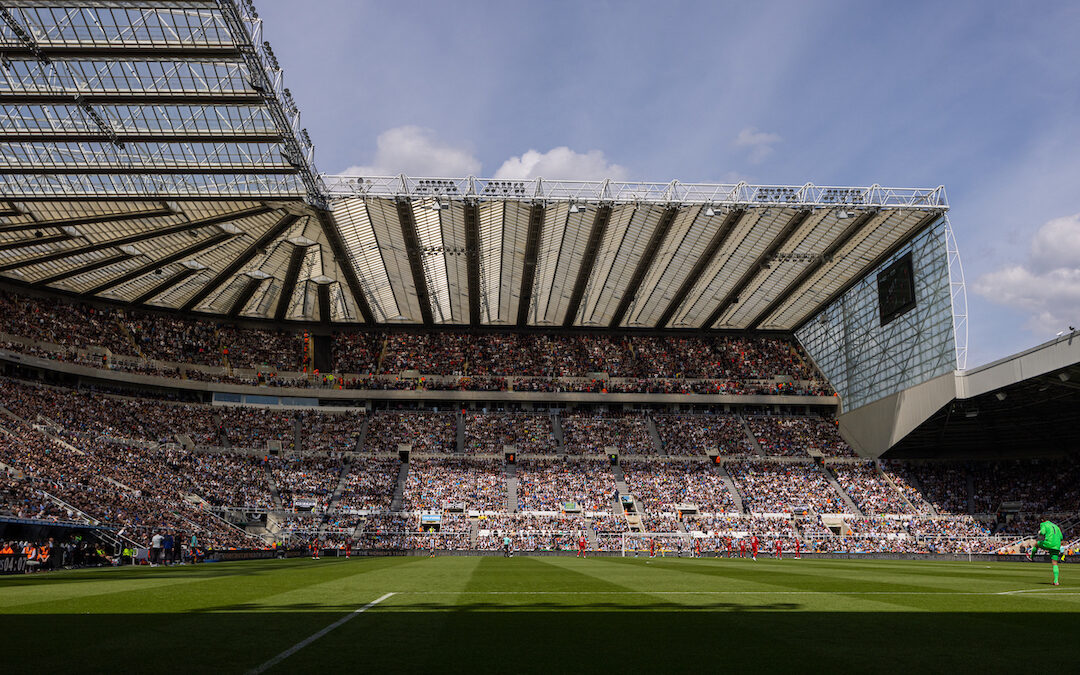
[1,1,1078,671]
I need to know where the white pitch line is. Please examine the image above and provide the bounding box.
[247,592,395,674]
[396,590,1079,596]
[997,588,1070,595]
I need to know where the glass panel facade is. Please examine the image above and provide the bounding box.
[795,218,956,412]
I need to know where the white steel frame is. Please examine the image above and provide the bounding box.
[944,215,968,370]
[323,175,948,210]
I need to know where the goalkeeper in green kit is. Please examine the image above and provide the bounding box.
[1027,520,1064,586]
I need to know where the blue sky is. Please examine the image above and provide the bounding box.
[257,0,1080,366]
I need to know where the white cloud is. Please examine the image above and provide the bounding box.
[733,127,781,164]
[1028,213,1080,271]
[493,147,627,180]
[974,213,1080,333]
[341,125,481,177]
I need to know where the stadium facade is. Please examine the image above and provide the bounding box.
[1,0,1078,560]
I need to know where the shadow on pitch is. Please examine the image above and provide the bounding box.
[188,600,802,613]
[2,611,1079,672]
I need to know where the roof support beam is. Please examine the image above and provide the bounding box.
[3,165,296,176]
[0,206,174,235]
[0,204,274,274]
[396,199,433,326]
[608,207,679,328]
[3,46,241,59]
[1,93,265,106]
[274,244,307,322]
[317,283,332,325]
[656,208,745,328]
[314,209,374,324]
[701,208,812,328]
[0,233,70,251]
[226,276,263,318]
[131,266,198,305]
[2,132,284,144]
[32,252,134,286]
[746,209,879,330]
[516,203,545,327]
[85,232,234,296]
[792,210,945,332]
[562,204,613,327]
[180,213,302,312]
[463,199,482,326]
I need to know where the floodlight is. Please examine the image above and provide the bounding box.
[705,206,717,217]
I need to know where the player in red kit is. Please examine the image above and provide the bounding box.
[649,538,656,558]
[738,539,746,558]
[345,540,351,559]
[775,539,782,560]
[694,538,701,558]
[577,535,587,558]
[751,535,758,561]
[725,538,732,559]
[795,538,801,559]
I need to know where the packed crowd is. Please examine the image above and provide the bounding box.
[727,460,852,514]
[654,414,754,456]
[464,413,556,454]
[336,458,399,511]
[1,370,1076,555]
[403,459,505,511]
[0,289,305,372]
[271,456,343,509]
[0,473,73,521]
[747,415,856,457]
[622,461,736,513]
[516,460,613,511]
[166,450,273,509]
[299,410,366,452]
[562,412,654,455]
[831,462,916,515]
[0,288,832,395]
[363,412,457,454]
[0,421,261,549]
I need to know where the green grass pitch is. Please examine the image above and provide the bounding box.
[2,556,1076,672]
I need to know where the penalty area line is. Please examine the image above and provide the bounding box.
[247,592,395,674]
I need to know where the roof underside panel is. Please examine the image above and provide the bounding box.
[574,203,661,327]
[0,0,314,202]
[328,198,400,322]
[528,202,595,325]
[0,104,280,139]
[763,209,936,328]
[477,200,529,325]
[621,205,708,327]
[411,199,468,324]
[362,198,422,323]
[0,4,232,47]
[714,208,833,328]
[669,207,780,327]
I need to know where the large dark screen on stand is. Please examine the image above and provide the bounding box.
[877,251,916,326]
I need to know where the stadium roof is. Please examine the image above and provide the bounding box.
[0,0,949,328]
[842,332,1080,459]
